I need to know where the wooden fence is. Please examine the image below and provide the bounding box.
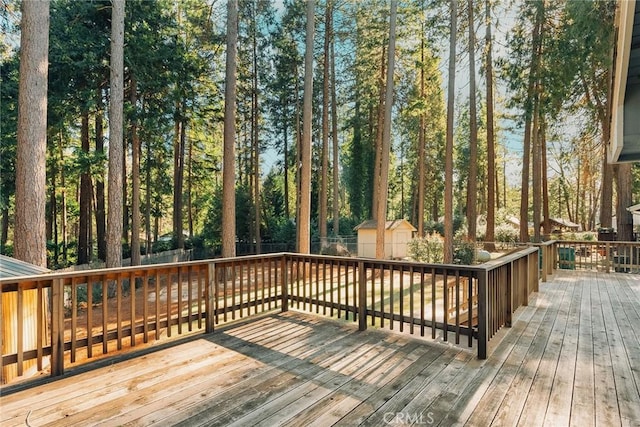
[1,248,539,385]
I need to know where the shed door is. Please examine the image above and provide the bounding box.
[395,231,410,258]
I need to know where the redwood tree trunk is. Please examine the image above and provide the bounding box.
[95,93,107,261]
[222,0,238,258]
[106,0,125,268]
[78,112,92,265]
[14,0,49,267]
[298,0,315,254]
[130,77,141,266]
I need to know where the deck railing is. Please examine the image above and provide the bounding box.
[552,240,640,273]
[1,248,539,385]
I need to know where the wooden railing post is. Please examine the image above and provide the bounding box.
[477,269,489,359]
[358,261,367,331]
[538,244,551,282]
[50,278,64,377]
[281,255,289,312]
[504,261,520,328]
[206,263,215,333]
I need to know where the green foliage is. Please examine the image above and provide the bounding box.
[202,184,255,247]
[407,234,444,264]
[453,240,475,265]
[494,223,518,243]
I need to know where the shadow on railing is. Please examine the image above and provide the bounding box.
[0,248,540,385]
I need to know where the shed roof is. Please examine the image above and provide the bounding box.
[0,254,49,278]
[548,218,580,229]
[354,219,417,232]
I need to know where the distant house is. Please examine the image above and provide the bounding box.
[610,204,640,232]
[546,218,580,233]
[354,219,416,259]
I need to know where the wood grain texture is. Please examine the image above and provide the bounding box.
[1,270,639,427]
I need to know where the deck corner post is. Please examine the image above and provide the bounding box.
[477,270,489,359]
[358,260,367,331]
[50,278,65,377]
[206,263,215,333]
[281,255,289,312]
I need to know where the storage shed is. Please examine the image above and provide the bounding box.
[1,255,49,383]
[354,219,416,259]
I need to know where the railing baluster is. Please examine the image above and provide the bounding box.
[37,281,44,369]
[143,273,149,343]
[358,261,367,331]
[130,272,136,346]
[102,276,108,353]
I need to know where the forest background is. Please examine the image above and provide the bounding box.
[2,0,639,269]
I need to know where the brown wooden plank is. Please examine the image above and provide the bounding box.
[464,277,552,426]
[591,273,622,426]
[426,280,545,427]
[119,315,369,426]
[6,314,317,426]
[200,330,411,427]
[331,344,447,425]
[357,348,467,427]
[600,273,640,424]
[2,270,638,427]
[544,274,583,425]
[0,337,220,422]
[569,272,596,427]
[281,337,441,427]
[516,277,573,426]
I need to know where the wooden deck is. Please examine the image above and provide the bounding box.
[1,270,639,426]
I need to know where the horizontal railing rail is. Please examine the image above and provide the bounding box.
[552,240,640,273]
[1,248,540,385]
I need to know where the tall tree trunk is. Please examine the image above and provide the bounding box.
[319,0,331,247]
[130,77,141,266]
[48,152,58,263]
[519,15,542,243]
[252,8,261,255]
[372,46,386,221]
[466,0,478,242]
[1,207,9,253]
[375,0,398,260]
[175,118,186,249]
[222,0,238,258]
[444,0,457,263]
[600,156,613,229]
[541,118,550,236]
[122,126,129,244]
[145,136,152,254]
[106,0,125,268]
[331,19,340,236]
[298,0,315,254]
[484,0,496,251]
[417,3,426,237]
[283,107,290,219]
[187,131,194,238]
[95,92,107,261]
[59,136,68,262]
[531,97,541,242]
[296,97,302,249]
[615,164,634,241]
[78,112,92,265]
[15,0,49,267]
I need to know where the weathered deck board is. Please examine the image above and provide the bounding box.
[1,270,639,427]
